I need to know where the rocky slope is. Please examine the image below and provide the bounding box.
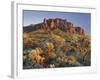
[23,18,90,69]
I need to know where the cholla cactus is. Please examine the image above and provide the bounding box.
[79,46,87,55]
[28,48,45,65]
[51,34,65,46]
[35,48,43,55]
[45,42,54,52]
[29,48,42,57]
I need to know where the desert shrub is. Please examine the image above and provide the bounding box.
[23,26,91,68]
[23,59,35,69]
[33,63,43,68]
[23,38,39,49]
[83,52,91,66]
[23,59,43,69]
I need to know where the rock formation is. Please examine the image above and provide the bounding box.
[23,18,85,35]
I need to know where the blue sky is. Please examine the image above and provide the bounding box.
[23,10,91,35]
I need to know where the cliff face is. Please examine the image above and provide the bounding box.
[24,18,85,35]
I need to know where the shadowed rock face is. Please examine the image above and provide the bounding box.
[23,18,85,35]
[75,27,85,35]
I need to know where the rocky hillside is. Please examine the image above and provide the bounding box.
[23,18,90,69]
